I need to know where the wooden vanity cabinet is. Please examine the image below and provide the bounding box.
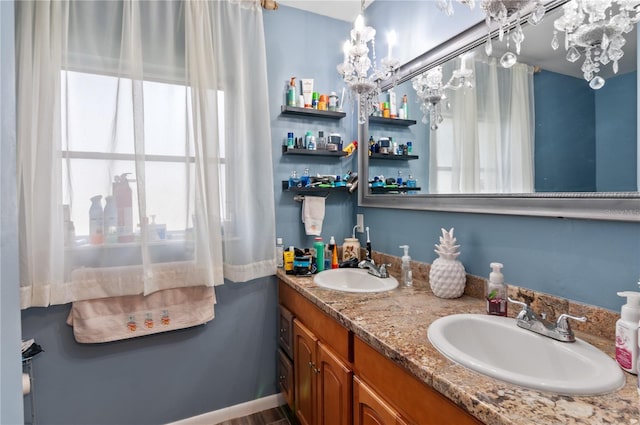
[280,281,353,425]
[293,319,353,425]
[278,305,295,410]
[277,348,294,408]
[353,337,482,425]
[279,279,481,425]
[354,376,408,425]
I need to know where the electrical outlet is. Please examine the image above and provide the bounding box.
[356,214,364,233]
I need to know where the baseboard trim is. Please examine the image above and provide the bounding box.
[167,393,285,425]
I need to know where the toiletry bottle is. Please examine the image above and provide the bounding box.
[397,170,403,186]
[287,77,297,107]
[324,240,332,270]
[301,168,311,187]
[401,94,408,119]
[284,246,295,273]
[276,238,284,268]
[486,262,507,316]
[317,131,326,150]
[365,226,372,261]
[314,237,324,272]
[103,195,117,243]
[328,91,338,111]
[328,236,338,269]
[616,291,640,374]
[288,170,300,188]
[307,135,316,151]
[399,245,412,287]
[342,237,361,262]
[113,173,134,243]
[287,132,295,149]
[89,195,104,245]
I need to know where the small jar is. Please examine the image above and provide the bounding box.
[342,238,361,262]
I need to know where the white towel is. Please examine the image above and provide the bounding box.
[302,196,325,236]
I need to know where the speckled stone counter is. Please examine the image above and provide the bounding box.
[277,257,640,425]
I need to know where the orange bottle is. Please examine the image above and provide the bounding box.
[331,242,339,269]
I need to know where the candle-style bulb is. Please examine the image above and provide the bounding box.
[387,30,397,58]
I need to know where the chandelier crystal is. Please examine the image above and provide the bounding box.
[551,0,640,89]
[412,56,474,130]
[438,0,547,68]
[337,2,399,124]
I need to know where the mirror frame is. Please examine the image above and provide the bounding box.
[358,0,640,222]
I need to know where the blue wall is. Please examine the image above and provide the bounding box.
[264,6,358,249]
[357,1,640,312]
[596,71,638,192]
[21,277,278,425]
[534,70,597,192]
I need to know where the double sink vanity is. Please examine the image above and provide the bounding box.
[277,254,639,425]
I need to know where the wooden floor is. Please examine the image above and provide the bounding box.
[215,406,297,425]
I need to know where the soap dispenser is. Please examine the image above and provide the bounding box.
[399,245,412,287]
[615,291,640,374]
[486,262,506,316]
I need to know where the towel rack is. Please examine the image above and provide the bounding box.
[293,193,329,202]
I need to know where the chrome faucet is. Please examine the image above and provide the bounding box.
[507,297,587,343]
[358,259,390,278]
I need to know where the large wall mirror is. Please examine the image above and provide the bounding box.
[358,0,640,221]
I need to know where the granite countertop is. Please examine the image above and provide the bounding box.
[277,268,640,425]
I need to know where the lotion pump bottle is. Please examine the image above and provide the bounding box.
[615,291,640,374]
[399,245,412,287]
[486,262,507,316]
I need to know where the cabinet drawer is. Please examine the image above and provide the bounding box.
[354,337,481,425]
[277,348,294,409]
[279,304,294,358]
[279,280,352,363]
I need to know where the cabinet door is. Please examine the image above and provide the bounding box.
[294,319,318,425]
[354,377,408,425]
[279,305,294,358]
[316,341,353,425]
[277,348,294,409]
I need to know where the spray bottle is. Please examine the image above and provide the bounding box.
[616,291,640,374]
[399,245,412,287]
[113,173,134,243]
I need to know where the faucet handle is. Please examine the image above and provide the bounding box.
[556,313,587,331]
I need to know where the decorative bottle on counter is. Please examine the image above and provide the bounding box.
[342,237,360,262]
[486,262,507,316]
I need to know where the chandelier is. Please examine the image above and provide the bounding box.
[411,56,474,130]
[437,0,547,68]
[551,0,640,90]
[337,1,399,124]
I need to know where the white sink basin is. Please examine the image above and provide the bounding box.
[427,314,625,395]
[314,268,399,293]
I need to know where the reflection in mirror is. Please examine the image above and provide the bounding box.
[367,5,637,197]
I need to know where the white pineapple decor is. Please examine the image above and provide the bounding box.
[429,228,466,298]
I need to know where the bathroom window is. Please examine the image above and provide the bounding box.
[60,70,228,243]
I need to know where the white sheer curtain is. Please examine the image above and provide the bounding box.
[17,0,276,309]
[429,57,534,194]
